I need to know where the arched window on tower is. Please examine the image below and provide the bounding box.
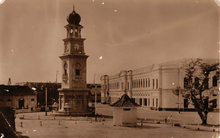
[75,63,81,76]
[212,75,217,87]
[64,63,68,75]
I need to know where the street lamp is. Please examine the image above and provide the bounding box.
[56,71,59,83]
[45,87,47,116]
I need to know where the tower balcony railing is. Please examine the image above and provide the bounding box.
[75,76,82,79]
[63,75,68,81]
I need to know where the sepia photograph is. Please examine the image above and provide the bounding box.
[0,0,219,138]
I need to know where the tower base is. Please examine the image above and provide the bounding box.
[58,89,93,116]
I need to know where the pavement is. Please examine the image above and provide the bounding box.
[14,104,219,138]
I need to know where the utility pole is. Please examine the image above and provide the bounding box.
[56,71,59,83]
[94,74,97,121]
[95,84,97,115]
[45,87,47,116]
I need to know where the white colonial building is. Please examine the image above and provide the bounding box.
[100,59,219,111]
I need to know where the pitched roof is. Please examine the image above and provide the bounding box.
[110,94,140,107]
[0,85,36,96]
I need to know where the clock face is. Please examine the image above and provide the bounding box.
[74,43,79,50]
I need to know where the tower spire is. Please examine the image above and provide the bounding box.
[73,4,75,11]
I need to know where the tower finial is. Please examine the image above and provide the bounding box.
[73,4,75,11]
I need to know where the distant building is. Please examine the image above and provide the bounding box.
[15,82,61,108]
[87,83,101,103]
[101,59,219,111]
[0,85,37,110]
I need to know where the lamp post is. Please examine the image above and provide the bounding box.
[45,87,47,116]
[56,71,59,83]
[95,84,97,115]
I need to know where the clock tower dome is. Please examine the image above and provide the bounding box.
[58,6,91,115]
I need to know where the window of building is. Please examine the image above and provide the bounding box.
[148,98,150,106]
[143,79,145,87]
[75,63,81,76]
[156,79,158,89]
[121,82,124,90]
[64,63,68,75]
[213,75,217,87]
[153,79,155,89]
[31,99,35,101]
[156,98,158,107]
[134,80,136,88]
[148,78,150,87]
[132,98,135,102]
[75,69,80,76]
[146,78,148,87]
[153,98,154,107]
[139,79,140,88]
[139,98,142,106]
[141,79,143,88]
[144,98,147,106]
[123,108,130,111]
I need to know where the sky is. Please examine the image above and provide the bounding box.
[0,0,219,85]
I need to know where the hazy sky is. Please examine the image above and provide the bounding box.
[0,0,219,84]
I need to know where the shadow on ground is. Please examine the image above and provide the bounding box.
[127,125,160,129]
[16,131,30,138]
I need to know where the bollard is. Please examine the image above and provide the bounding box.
[38,115,40,120]
[21,122,23,127]
[213,126,215,132]
[40,121,42,126]
[95,114,97,121]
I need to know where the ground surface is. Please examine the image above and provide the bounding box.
[15,104,219,138]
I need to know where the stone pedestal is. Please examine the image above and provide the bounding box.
[58,89,92,116]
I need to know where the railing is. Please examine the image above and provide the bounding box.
[63,75,68,81]
[75,76,82,79]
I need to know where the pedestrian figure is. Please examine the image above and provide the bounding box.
[170,115,173,126]
[165,116,167,124]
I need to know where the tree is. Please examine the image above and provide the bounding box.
[178,59,219,124]
[24,82,61,107]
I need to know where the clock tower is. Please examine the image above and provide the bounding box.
[58,6,91,115]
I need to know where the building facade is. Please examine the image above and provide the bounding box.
[100,59,219,111]
[58,7,91,115]
[0,85,37,110]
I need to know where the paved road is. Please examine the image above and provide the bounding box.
[15,111,218,138]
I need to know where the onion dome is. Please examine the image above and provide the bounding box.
[67,5,81,25]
